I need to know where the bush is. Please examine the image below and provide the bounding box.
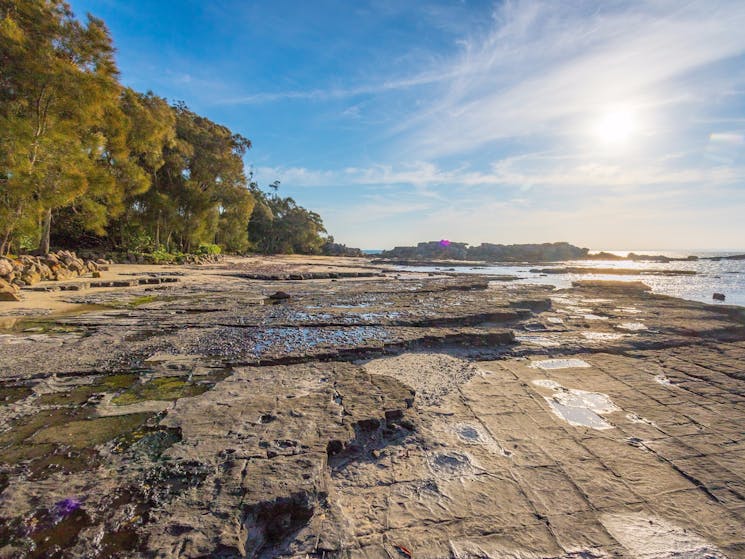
[196,243,221,256]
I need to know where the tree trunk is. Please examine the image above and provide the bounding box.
[39,208,52,255]
[155,211,161,248]
[0,230,11,256]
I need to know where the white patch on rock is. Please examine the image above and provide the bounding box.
[583,314,609,321]
[532,379,563,390]
[531,358,591,370]
[545,397,613,430]
[600,512,729,558]
[546,317,564,324]
[554,389,618,415]
[626,412,656,426]
[582,332,625,341]
[532,379,618,430]
[515,335,561,347]
[617,322,648,331]
[616,306,642,314]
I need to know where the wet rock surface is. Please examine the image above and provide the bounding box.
[0,259,744,558]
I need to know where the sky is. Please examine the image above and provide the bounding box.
[68,0,745,250]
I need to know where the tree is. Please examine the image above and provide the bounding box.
[132,102,254,253]
[247,185,328,254]
[0,0,122,254]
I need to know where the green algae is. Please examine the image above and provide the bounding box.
[111,370,230,406]
[0,384,33,405]
[0,304,109,335]
[31,413,153,448]
[0,406,153,481]
[112,376,208,405]
[36,374,138,407]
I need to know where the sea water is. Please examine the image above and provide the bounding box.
[397,250,745,308]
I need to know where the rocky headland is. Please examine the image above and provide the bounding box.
[375,240,745,265]
[0,256,744,558]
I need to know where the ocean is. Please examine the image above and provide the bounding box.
[395,250,745,308]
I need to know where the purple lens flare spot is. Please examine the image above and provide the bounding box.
[54,498,82,517]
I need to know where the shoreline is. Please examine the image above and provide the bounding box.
[1,256,744,557]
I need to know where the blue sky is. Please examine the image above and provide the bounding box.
[70,0,745,250]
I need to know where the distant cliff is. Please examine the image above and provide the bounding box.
[377,241,589,262]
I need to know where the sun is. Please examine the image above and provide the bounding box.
[593,108,636,145]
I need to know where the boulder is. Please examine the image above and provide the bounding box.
[268,291,292,300]
[0,257,13,277]
[713,293,726,302]
[37,263,53,281]
[20,271,41,285]
[0,278,20,301]
[42,254,60,267]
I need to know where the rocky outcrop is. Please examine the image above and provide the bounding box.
[379,241,589,262]
[320,242,364,257]
[0,251,100,293]
[381,241,470,260]
[532,267,697,276]
[572,279,652,291]
[78,251,222,265]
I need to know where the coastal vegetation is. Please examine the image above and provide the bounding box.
[0,1,334,257]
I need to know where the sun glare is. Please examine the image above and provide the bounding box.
[593,108,636,145]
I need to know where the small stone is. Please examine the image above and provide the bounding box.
[269,291,291,300]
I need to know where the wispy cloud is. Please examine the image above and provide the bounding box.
[217,1,745,248]
[217,70,455,105]
[256,154,745,192]
[396,0,745,157]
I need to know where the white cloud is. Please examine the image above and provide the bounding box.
[393,0,745,157]
[255,154,744,192]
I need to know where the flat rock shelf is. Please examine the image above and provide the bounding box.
[0,255,744,558]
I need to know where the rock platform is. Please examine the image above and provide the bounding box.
[0,257,743,558]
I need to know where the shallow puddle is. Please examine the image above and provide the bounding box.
[428,451,476,477]
[456,424,482,442]
[0,304,109,335]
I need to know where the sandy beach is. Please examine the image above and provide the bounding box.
[1,256,744,558]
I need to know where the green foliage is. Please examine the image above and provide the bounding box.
[196,243,221,256]
[0,1,333,258]
[0,0,123,253]
[247,185,329,254]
